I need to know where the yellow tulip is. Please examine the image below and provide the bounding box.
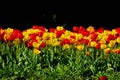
[0,29,4,34]
[64,30,70,35]
[99,40,106,44]
[36,36,42,42]
[116,37,120,43]
[100,44,107,49]
[59,34,69,41]
[3,34,9,42]
[104,48,110,54]
[56,26,64,30]
[52,41,60,46]
[76,34,83,40]
[26,29,33,34]
[90,41,97,47]
[42,32,49,39]
[112,48,120,54]
[46,39,52,45]
[76,45,84,50]
[32,42,40,49]
[87,26,95,33]
[63,44,70,50]
[103,30,111,35]
[111,29,117,35]
[13,38,21,44]
[49,32,56,38]
[33,48,41,54]
[108,40,116,47]
[22,31,28,36]
[5,28,13,34]
[23,35,30,42]
[84,35,91,40]
[32,29,40,34]
[101,35,107,41]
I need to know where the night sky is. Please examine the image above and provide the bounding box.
[0,1,120,31]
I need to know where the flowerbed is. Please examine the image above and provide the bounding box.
[0,25,120,79]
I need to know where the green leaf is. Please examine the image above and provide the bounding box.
[50,50,54,63]
[90,65,95,74]
[0,56,2,63]
[63,23,67,27]
[52,14,56,22]
[2,60,5,69]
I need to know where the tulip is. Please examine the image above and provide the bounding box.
[116,37,120,43]
[63,44,70,50]
[98,76,108,80]
[73,26,79,32]
[56,26,64,30]
[104,48,111,54]
[100,44,107,49]
[76,45,84,50]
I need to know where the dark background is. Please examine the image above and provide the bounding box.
[0,1,120,31]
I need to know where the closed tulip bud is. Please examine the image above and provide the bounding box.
[86,51,90,56]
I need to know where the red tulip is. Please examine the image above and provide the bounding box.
[62,39,71,44]
[56,30,65,38]
[32,25,39,29]
[79,26,85,31]
[98,76,108,80]
[12,29,23,39]
[9,35,15,41]
[49,28,56,33]
[115,27,120,34]
[106,34,116,42]
[30,34,36,40]
[97,27,104,33]
[73,26,79,32]
[70,35,76,39]
[82,31,90,36]
[32,25,46,32]
[91,33,98,40]
[80,38,89,45]
[37,31,44,37]
[27,41,33,48]
[95,42,101,49]
[40,42,46,48]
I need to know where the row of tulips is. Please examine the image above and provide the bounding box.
[0,25,120,55]
[1,25,120,79]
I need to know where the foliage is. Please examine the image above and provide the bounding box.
[1,26,120,79]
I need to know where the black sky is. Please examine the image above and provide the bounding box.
[0,1,120,30]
